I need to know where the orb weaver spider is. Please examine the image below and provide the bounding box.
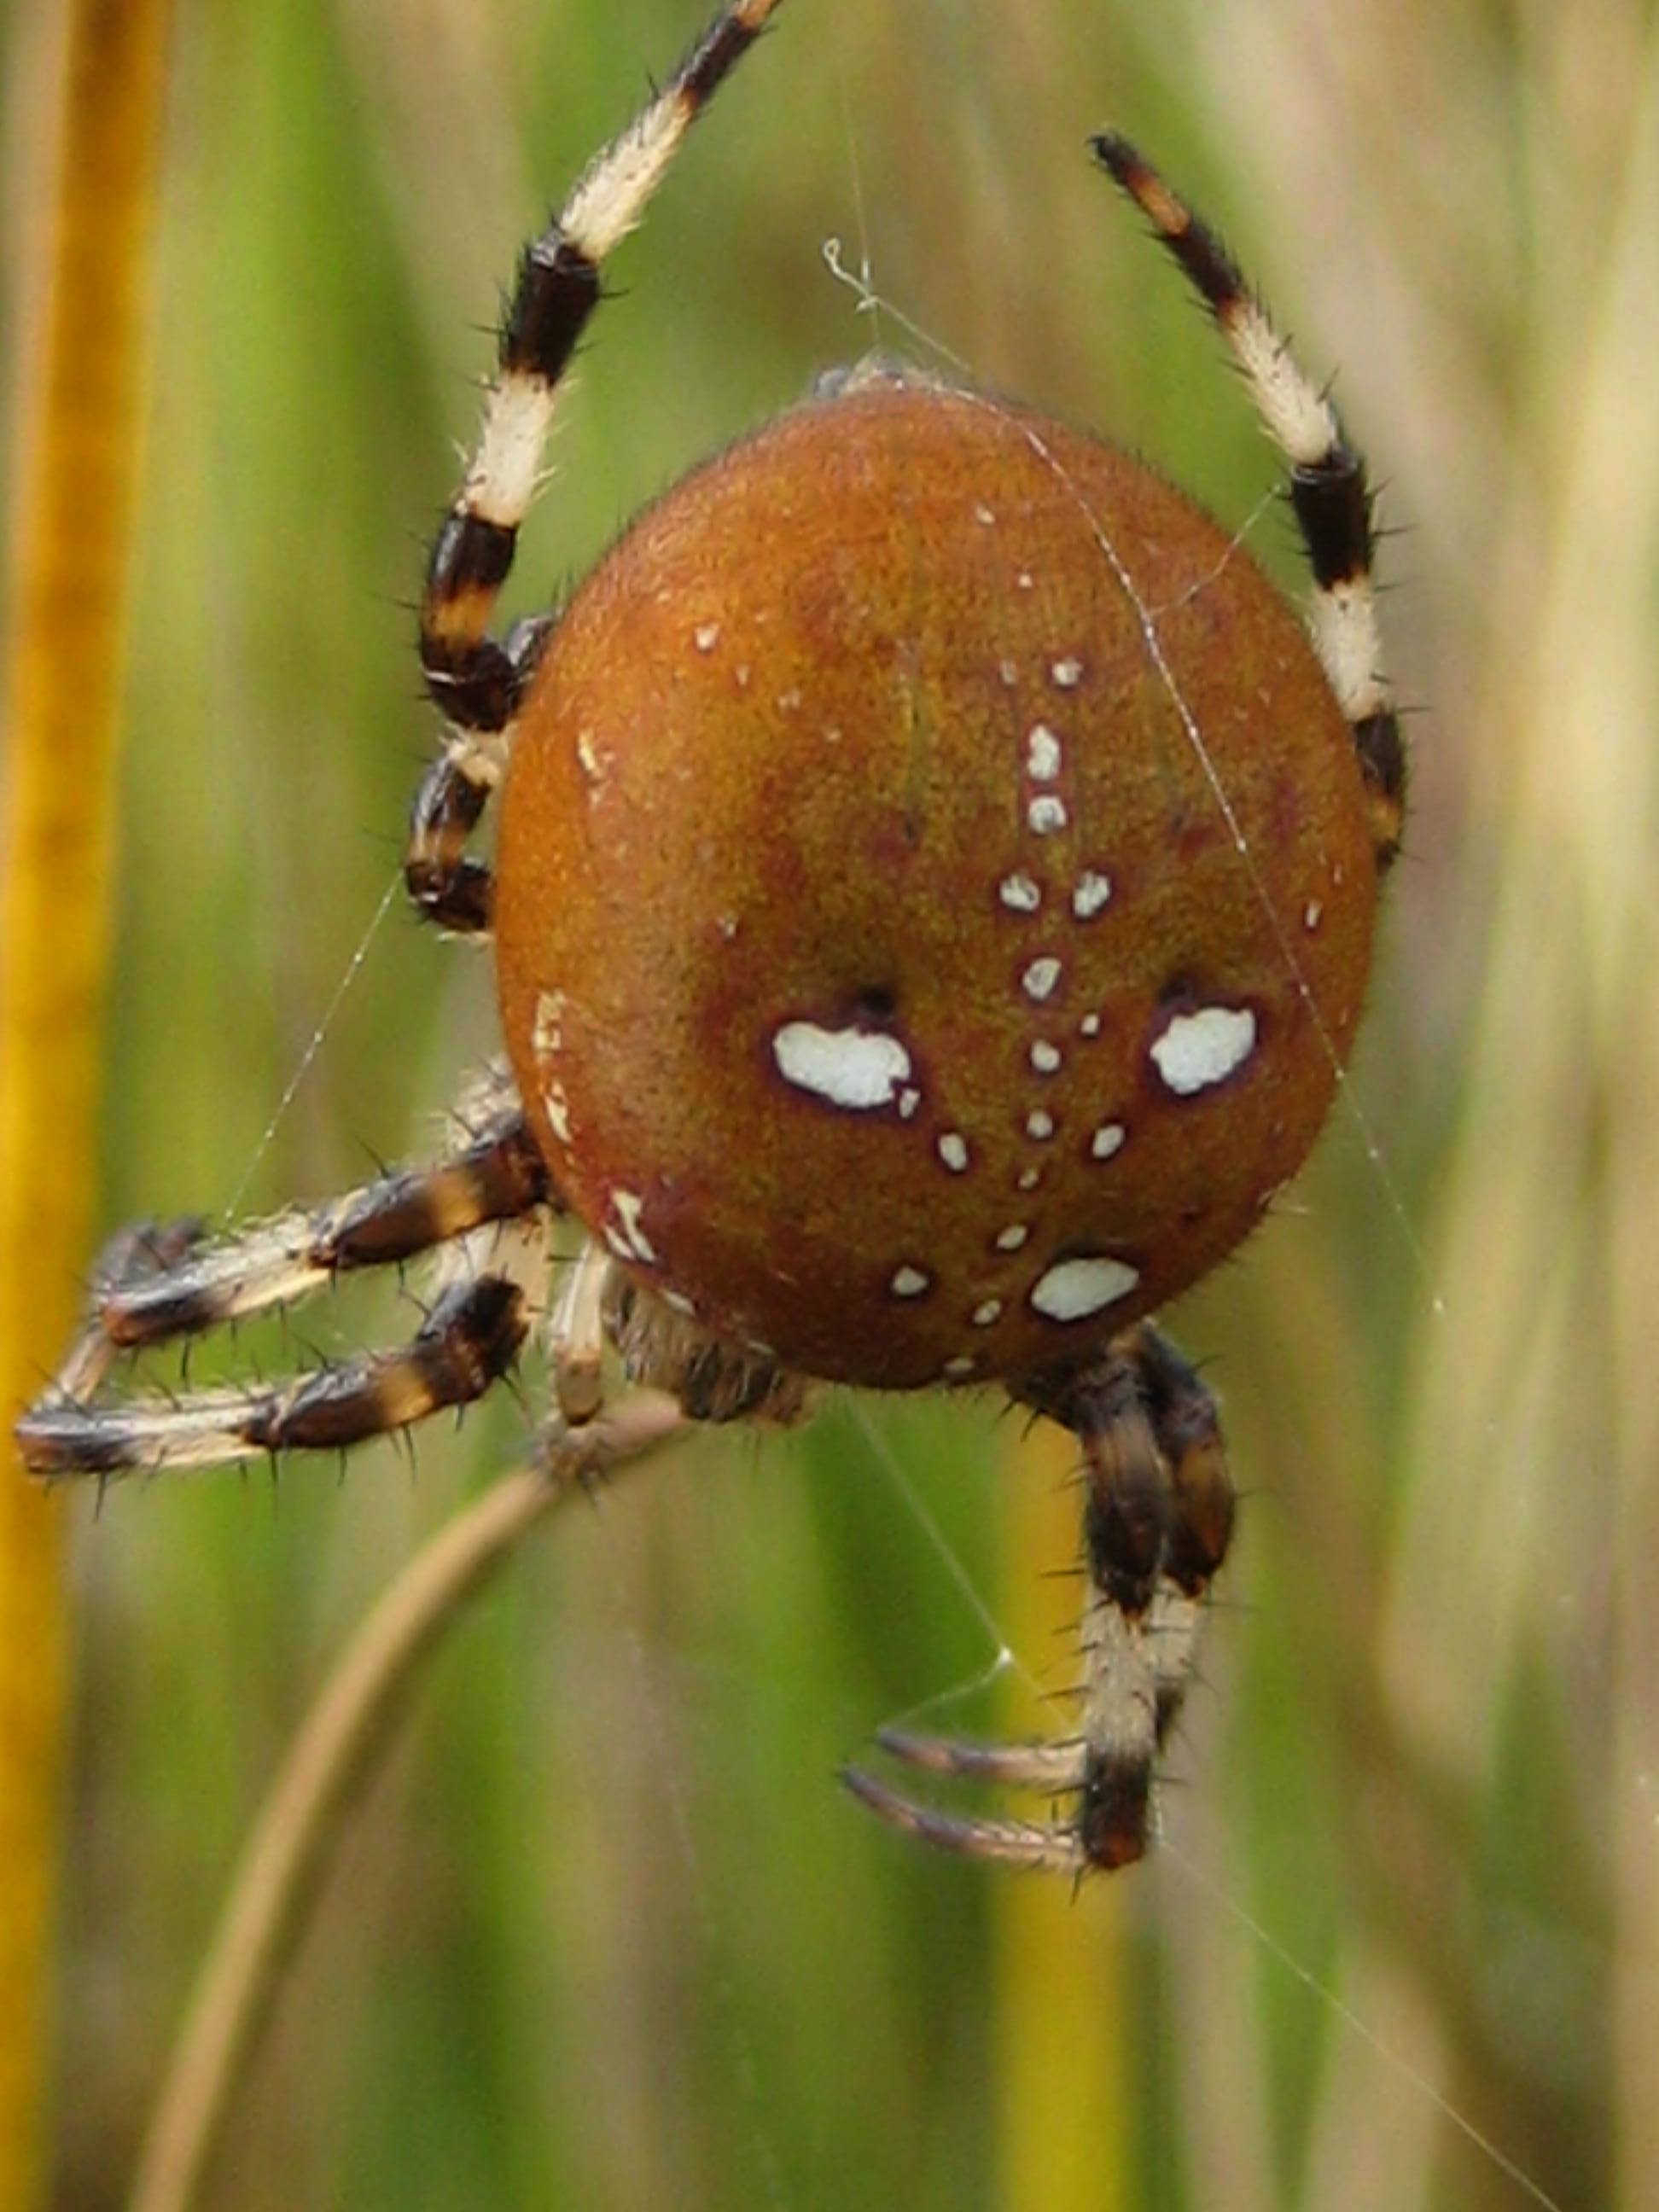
[16,0,1403,1876]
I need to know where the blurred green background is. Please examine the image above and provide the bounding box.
[4,0,1656,2205]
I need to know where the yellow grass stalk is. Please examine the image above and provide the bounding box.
[995,1416,1128,2212]
[0,0,173,2200]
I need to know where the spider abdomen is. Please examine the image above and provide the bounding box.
[495,379,1377,1388]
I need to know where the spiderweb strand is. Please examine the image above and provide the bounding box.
[227,871,401,1217]
[848,1397,1029,1698]
[1167,1842,1568,2212]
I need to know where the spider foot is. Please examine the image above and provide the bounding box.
[843,1709,1152,1875]
[871,1725,1086,1790]
[533,1387,689,1492]
[841,1762,1090,1875]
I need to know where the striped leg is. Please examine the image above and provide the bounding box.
[1091,134,1406,867]
[17,1278,532,1478]
[407,0,789,934]
[15,1075,555,1479]
[83,1091,545,1356]
[844,1325,1232,1876]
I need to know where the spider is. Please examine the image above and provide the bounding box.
[15,0,1402,1876]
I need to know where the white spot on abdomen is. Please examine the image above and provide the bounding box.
[889,1265,930,1298]
[1025,724,1062,781]
[603,1188,657,1264]
[1022,957,1062,1002]
[576,730,606,787]
[1027,795,1068,836]
[936,1132,969,1173]
[694,621,721,653]
[999,872,1042,912]
[541,1083,572,1145]
[1029,1255,1139,1321]
[1150,1006,1258,1096]
[1072,871,1112,919]
[532,990,567,1060]
[773,1022,913,1109]
[1090,1121,1126,1161]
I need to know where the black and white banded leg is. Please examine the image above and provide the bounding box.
[17,1280,533,1477]
[15,1074,556,1479]
[845,1324,1233,1875]
[407,0,789,934]
[1092,134,1406,867]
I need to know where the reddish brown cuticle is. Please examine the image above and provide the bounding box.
[495,380,1377,1388]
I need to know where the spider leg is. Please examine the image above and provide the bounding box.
[69,1078,548,1364]
[408,0,789,935]
[48,1216,212,1404]
[839,1772,1088,1876]
[844,1324,1232,1875]
[1091,134,1406,866]
[14,1067,558,1479]
[548,1237,611,1423]
[870,1729,1086,1791]
[17,1276,531,1479]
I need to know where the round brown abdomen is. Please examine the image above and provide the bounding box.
[496,381,1377,1388]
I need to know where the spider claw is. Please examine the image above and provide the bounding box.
[873,1726,1088,1792]
[841,1767,1086,1874]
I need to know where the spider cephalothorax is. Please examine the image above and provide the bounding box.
[16,1,1403,1876]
